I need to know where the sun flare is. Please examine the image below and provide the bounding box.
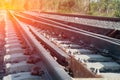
[0,0,41,10]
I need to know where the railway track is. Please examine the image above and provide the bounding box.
[4,12,52,80]
[23,11,120,38]
[0,10,120,80]
[1,11,72,80]
[15,12,120,44]
[6,11,120,80]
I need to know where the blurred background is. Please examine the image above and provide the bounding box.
[0,0,120,17]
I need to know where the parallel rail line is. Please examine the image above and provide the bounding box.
[23,11,120,39]
[13,12,120,60]
[16,12,120,44]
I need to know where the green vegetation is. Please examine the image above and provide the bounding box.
[40,0,90,14]
[0,0,120,17]
[41,0,120,17]
[89,0,120,17]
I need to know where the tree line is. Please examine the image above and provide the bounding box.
[34,0,120,17]
[0,0,120,17]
